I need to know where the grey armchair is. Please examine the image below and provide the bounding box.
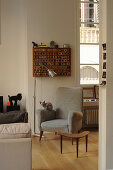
[37,87,83,140]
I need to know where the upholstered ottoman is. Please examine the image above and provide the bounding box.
[0,123,32,170]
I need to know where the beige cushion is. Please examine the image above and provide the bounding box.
[0,123,31,139]
[0,138,32,170]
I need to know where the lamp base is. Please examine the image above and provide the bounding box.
[33,133,45,138]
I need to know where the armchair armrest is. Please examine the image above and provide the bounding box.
[68,111,83,134]
[37,109,56,131]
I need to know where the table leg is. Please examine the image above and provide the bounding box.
[60,135,62,154]
[86,135,88,152]
[76,138,79,158]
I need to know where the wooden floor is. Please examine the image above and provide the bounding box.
[32,131,98,170]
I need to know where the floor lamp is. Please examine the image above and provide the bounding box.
[33,66,56,135]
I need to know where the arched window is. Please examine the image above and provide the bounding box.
[80,66,99,84]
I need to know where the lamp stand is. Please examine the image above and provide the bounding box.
[33,77,45,138]
[33,77,36,134]
[33,65,56,137]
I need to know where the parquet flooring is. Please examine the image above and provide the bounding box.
[32,131,98,170]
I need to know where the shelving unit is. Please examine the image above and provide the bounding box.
[32,47,71,77]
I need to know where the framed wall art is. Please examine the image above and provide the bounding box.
[83,87,95,99]
[100,43,107,86]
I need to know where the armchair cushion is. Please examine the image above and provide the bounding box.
[41,119,68,133]
[37,109,56,131]
[68,111,83,122]
[68,111,83,134]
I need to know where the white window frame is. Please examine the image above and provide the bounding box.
[80,0,99,85]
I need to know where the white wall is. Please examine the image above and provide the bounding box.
[27,0,78,132]
[99,0,113,169]
[99,0,107,169]
[106,0,113,169]
[0,0,27,111]
[0,0,78,132]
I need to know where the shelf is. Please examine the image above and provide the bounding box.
[33,47,71,77]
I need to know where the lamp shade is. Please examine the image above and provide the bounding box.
[47,69,56,78]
